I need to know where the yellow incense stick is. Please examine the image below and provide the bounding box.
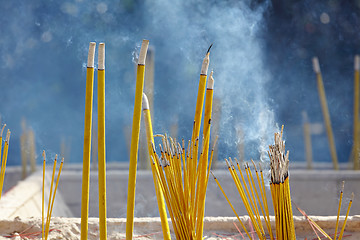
[334,181,345,240]
[45,155,57,240]
[0,129,10,199]
[45,157,64,240]
[312,57,339,170]
[97,42,107,240]
[302,111,313,169]
[353,55,360,170]
[0,125,5,197]
[211,172,252,239]
[42,151,46,240]
[126,39,149,240]
[338,193,354,240]
[81,42,96,240]
[142,93,171,240]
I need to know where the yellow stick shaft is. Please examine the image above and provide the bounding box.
[45,159,57,240]
[303,121,313,169]
[338,200,353,240]
[143,108,171,240]
[45,160,64,239]
[354,68,360,169]
[81,62,95,239]
[334,191,343,240]
[98,66,107,240]
[316,72,339,170]
[42,159,45,240]
[126,63,147,239]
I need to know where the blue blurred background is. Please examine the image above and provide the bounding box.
[1,0,359,166]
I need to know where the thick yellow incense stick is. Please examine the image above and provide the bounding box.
[0,125,5,197]
[142,93,171,240]
[42,151,46,240]
[338,193,354,240]
[334,181,345,240]
[312,57,339,170]
[81,42,96,240]
[126,39,149,240]
[353,55,360,170]
[97,43,107,240]
[45,157,64,240]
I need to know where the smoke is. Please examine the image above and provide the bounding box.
[0,0,277,165]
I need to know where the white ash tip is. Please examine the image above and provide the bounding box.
[351,192,354,201]
[207,70,214,89]
[355,55,360,71]
[142,92,150,110]
[61,157,65,163]
[201,52,210,75]
[98,43,105,70]
[138,39,149,65]
[87,42,96,68]
[312,57,320,73]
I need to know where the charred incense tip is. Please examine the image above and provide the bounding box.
[351,192,354,201]
[98,43,105,70]
[210,171,216,179]
[355,55,360,71]
[258,162,263,172]
[61,157,65,163]
[201,48,211,75]
[207,43,213,54]
[142,93,150,110]
[207,70,214,89]
[341,181,345,192]
[312,57,321,74]
[87,42,96,68]
[0,124,6,137]
[55,154,58,161]
[138,39,149,65]
[42,150,46,161]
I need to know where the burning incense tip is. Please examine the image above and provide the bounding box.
[6,130,11,142]
[312,57,321,73]
[207,71,214,89]
[61,157,64,163]
[201,48,211,75]
[207,43,213,54]
[138,39,149,65]
[98,43,105,70]
[142,93,150,110]
[351,192,354,201]
[341,181,345,192]
[42,150,46,161]
[87,42,96,68]
[355,55,360,71]
[55,154,58,161]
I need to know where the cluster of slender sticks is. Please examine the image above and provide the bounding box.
[42,151,64,240]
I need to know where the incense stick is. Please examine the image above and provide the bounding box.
[126,39,149,240]
[97,42,107,240]
[338,193,354,240]
[312,57,339,170]
[334,181,345,240]
[42,151,45,240]
[81,41,96,240]
[142,93,171,240]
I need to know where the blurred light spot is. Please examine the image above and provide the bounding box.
[41,31,53,42]
[96,3,108,14]
[35,22,41,26]
[320,12,330,24]
[61,2,78,16]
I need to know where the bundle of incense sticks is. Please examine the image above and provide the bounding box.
[143,45,216,240]
[211,158,272,239]
[0,125,10,199]
[42,151,64,240]
[268,125,296,239]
